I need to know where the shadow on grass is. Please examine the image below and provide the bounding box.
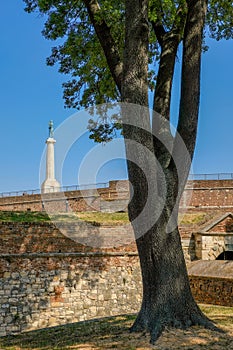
[0,314,136,350]
[0,308,233,350]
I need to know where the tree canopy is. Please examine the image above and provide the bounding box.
[24,0,233,109]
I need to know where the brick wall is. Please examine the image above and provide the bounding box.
[209,217,233,233]
[181,180,233,209]
[1,179,233,213]
[0,222,137,254]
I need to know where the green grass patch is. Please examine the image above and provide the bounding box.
[199,304,233,327]
[0,314,136,350]
[0,211,129,226]
[0,211,50,222]
[179,212,212,225]
[0,210,213,227]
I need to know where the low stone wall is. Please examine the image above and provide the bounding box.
[0,253,141,336]
[189,275,233,306]
[188,260,233,307]
[0,253,233,336]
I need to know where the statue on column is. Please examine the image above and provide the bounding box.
[41,119,60,193]
[49,120,54,138]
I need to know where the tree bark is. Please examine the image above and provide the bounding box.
[131,198,219,343]
[174,0,209,175]
[121,0,156,223]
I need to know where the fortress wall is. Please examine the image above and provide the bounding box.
[1,179,233,212]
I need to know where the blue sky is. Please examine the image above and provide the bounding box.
[0,1,233,193]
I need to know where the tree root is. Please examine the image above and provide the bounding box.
[131,312,225,345]
[191,313,225,334]
[150,322,164,344]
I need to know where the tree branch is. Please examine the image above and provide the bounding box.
[173,0,208,175]
[151,5,187,168]
[83,0,123,93]
[152,33,178,168]
[151,20,166,46]
[122,0,156,220]
[171,3,188,36]
[180,0,207,140]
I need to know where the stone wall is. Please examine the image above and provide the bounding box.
[0,253,141,336]
[188,260,233,307]
[194,233,233,260]
[0,220,140,336]
[0,222,137,254]
[1,252,233,336]
[0,221,195,261]
[189,275,233,306]
[1,179,233,213]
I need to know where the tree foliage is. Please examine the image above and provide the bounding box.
[24,0,233,141]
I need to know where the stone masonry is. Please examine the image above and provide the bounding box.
[0,254,141,337]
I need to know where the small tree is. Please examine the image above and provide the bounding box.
[24,0,232,343]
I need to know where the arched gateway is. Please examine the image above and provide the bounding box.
[194,213,233,260]
[216,250,233,260]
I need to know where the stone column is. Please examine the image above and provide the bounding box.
[45,138,56,180]
[41,130,60,193]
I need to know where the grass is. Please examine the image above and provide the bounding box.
[0,210,212,227]
[0,211,50,222]
[178,212,213,225]
[0,211,130,226]
[76,211,129,225]
[0,305,232,350]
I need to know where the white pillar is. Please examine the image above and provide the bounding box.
[41,136,60,193]
[46,138,56,180]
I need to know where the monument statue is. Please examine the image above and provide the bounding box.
[41,120,60,193]
[48,120,54,138]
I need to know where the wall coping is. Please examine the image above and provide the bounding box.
[185,186,233,191]
[189,274,233,282]
[187,260,233,279]
[195,232,233,236]
[0,252,139,259]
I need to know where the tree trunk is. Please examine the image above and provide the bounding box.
[130,179,218,343]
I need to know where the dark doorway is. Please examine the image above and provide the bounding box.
[216,251,233,260]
